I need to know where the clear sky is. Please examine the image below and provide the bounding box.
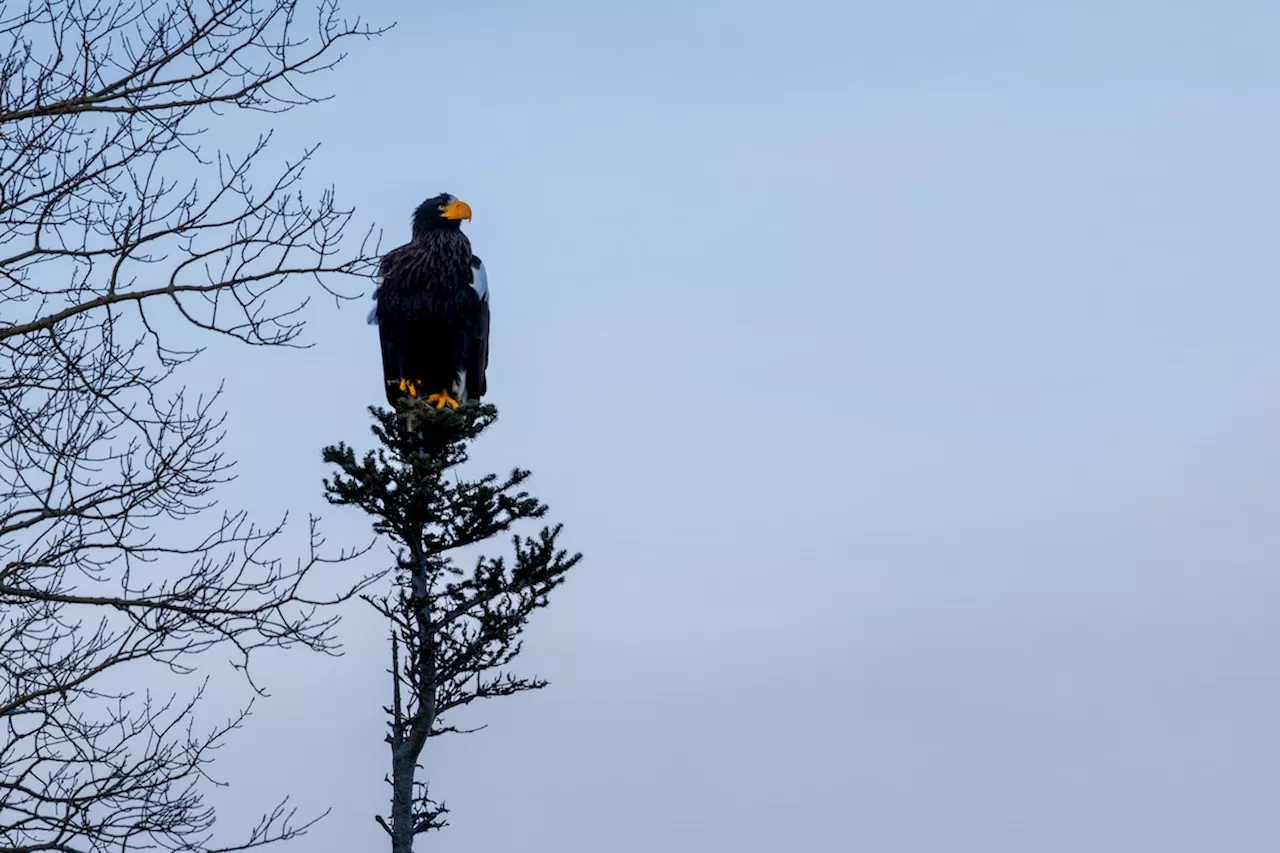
[181,1,1280,850]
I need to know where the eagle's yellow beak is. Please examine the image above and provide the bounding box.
[441,199,472,221]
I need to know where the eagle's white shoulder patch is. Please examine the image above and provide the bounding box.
[471,259,489,301]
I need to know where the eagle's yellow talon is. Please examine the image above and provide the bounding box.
[426,390,460,410]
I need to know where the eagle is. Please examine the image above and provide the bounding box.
[367,193,490,410]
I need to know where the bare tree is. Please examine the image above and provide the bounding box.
[0,2,390,851]
[322,403,582,852]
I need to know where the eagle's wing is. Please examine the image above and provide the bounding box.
[371,250,409,405]
[466,256,490,400]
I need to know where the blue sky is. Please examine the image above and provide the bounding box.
[179,1,1280,850]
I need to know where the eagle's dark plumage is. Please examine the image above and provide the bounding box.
[368,193,490,410]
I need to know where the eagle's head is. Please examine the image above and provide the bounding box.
[412,193,472,237]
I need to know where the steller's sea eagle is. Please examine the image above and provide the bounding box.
[367,193,490,410]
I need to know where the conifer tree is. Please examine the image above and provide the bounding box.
[321,401,581,852]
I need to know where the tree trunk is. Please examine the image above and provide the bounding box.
[390,550,437,853]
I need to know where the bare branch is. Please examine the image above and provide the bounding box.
[0,2,388,851]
